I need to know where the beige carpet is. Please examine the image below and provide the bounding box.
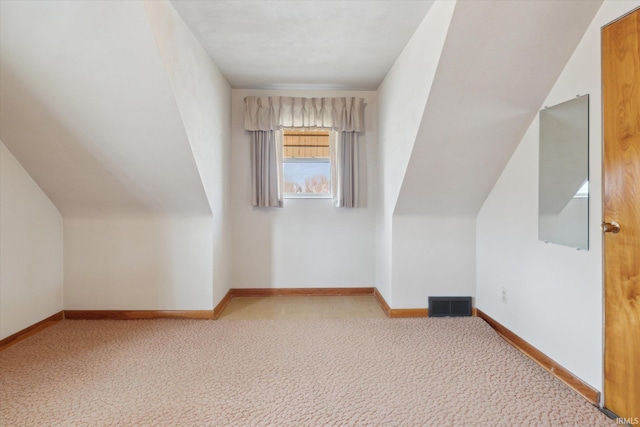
[0,317,612,426]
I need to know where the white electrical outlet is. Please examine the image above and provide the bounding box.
[501,287,508,304]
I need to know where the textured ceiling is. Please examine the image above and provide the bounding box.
[170,0,434,90]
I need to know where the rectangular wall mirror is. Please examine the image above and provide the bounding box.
[539,94,589,250]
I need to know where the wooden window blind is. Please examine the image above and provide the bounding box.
[283,130,330,158]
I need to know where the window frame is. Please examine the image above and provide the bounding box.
[282,129,332,199]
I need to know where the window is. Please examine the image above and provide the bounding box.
[283,129,331,198]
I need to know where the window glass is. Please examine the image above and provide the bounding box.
[283,130,331,198]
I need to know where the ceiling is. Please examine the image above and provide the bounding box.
[0,0,210,216]
[394,0,603,216]
[0,0,604,220]
[170,0,434,90]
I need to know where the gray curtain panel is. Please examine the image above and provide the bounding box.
[250,130,283,207]
[331,131,359,208]
[245,96,364,208]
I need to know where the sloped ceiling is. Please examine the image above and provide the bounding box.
[0,0,605,220]
[394,0,603,216]
[0,0,210,216]
[170,0,434,90]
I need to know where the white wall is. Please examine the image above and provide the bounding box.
[63,215,214,310]
[144,0,232,305]
[392,215,475,309]
[375,0,456,304]
[230,89,377,289]
[0,142,63,339]
[61,1,232,312]
[476,0,640,392]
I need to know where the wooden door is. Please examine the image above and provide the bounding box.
[602,7,640,421]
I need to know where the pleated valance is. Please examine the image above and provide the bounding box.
[244,96,365,132]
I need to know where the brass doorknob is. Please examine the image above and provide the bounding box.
[601,221,621,233]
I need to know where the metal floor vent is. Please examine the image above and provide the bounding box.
[428,297,472,317]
